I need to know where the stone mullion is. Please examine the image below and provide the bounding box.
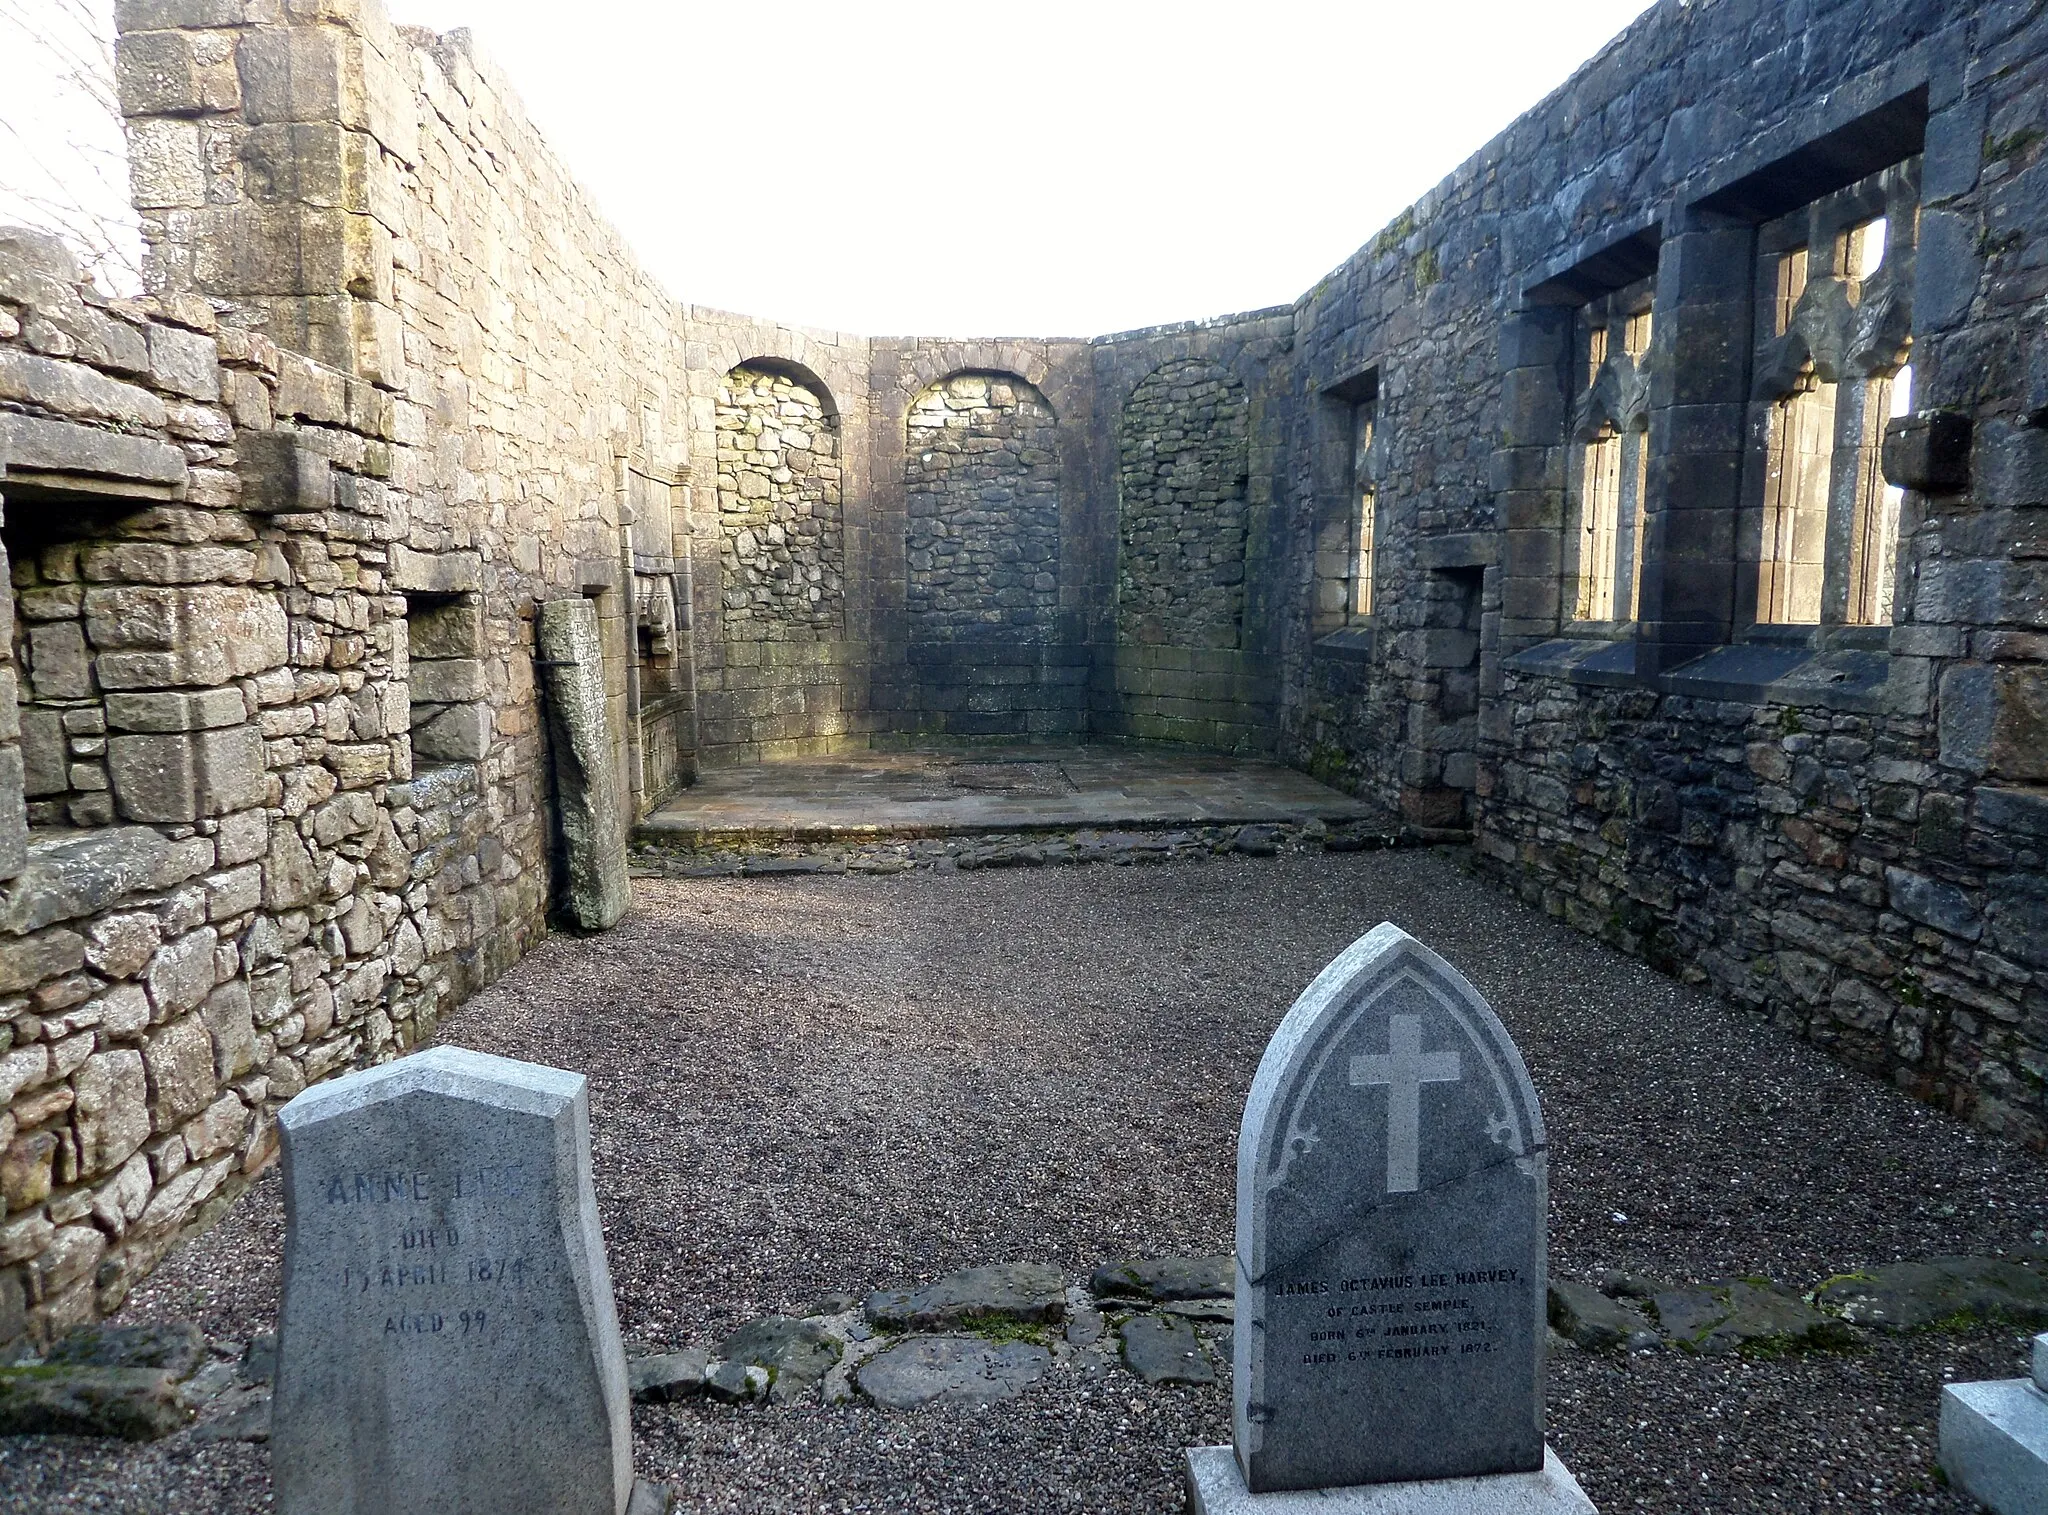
[1493,306,1573,654]
[1639,220,1756,676]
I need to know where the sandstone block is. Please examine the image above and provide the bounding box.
[262,824,318,909]
[1,1132,58,1211]
[237,431,334,512]
[109,725,267,822]
[74,1051,151,1178]
[184,1092,246,1160]
[147,324,220,402]
[0,415,186,490]
[0,351,167,432]
[116,29,240,119]
[411,702,490,762]
[145,1018,218,1127]
[21,709,67,797]
[116,0,251,29]
[85,586,288,687]
[144,928,218,1018]
[409,657,483,703]
[125,116,206,210]
[27,623,92,700]
[390,546,482,594]
[0,930,85,996]
[536,598,628,930]
[87,913,163,978]
[201,981,256,1079]
[105,689,248,732]
[236,24,368,130]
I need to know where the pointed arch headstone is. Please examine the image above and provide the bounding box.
[1189,923,1596,1511]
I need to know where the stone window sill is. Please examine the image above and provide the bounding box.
[1313,625,1377,664]
[1502,636,1637,688]
[1659,644,1891,714]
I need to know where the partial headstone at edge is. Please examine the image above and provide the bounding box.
[537,596,631,931]
[1187,922,1595,1513]
[271,1046,634,1515]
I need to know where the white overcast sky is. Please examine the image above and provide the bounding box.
[4,0,1659,335]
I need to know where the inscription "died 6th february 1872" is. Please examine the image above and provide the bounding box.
[321,1162,537,1343]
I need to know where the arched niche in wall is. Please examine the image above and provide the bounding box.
[903,370,1061,642]
[715,360,844,642]
[1115,357,1250,649]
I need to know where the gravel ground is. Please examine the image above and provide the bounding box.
[4,846,2044,1513]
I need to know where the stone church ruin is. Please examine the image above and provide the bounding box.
[0,0,2040,1364]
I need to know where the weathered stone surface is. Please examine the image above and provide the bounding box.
[628,1349,708,1403]
[865,1262,1068,1332]
[1940,1374,2048,1515]
[1091,1255,1233,1303]
[1234,924,1547,1493]
[718,366,843,640]
[1545,1280,1651,1352]
[0,1365,192,1440]
[44,1320,205,1376]
[272,1047,633,1515]
[1121,1313,1218,1385]
[1185,1444,1597,1515]
[717,1316,840,1403]
[535,598,629,931]
[1118,358,1250,650]
[1815,1256,2048,1332]
[1647,1280,1852,1356]
[108,725,267,822]
[856,1335,1050,1410]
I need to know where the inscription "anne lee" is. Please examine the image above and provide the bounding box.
[323,1165,531,1205]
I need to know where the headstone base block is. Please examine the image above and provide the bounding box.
[1184,1446,1596,1515]
[1940,1380,2048,1515]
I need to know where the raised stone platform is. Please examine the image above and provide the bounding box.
[1184,1447,1596,1515]
[637,745,1386,845]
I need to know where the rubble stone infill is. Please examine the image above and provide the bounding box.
[630,817,1414,879]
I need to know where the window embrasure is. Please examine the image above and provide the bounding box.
[1567,278,1655,626]
[1749,161,1918,631]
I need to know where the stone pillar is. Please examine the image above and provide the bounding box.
[1638,215,1755,678]
[536,598,629,932]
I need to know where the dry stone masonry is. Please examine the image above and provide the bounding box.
[715,366,843,642]
[904,372,1061,640]
[0,0,2042,1355]
[1117,358,1251,650]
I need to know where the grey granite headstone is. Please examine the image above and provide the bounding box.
[1938,1331,2048,1514]
[1188,923,1593,1514]
[271,1047,633,1515]
[537,597,630,931]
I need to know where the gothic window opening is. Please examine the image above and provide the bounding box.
[1758,373,1838,625]
[1748,158,1918,631]
[1567,277,1655,625]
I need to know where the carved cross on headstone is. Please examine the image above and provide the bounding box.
[1350,1014,1462,1194]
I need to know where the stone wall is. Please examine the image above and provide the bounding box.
[1116,358,1250,651]
[0,226,533,1353]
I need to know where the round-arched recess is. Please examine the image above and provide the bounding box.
[715,361,843,642]
[1116,357,1250,650]
[903,370,1060,641]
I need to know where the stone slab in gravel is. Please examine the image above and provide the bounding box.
[1816,1255,2048,1331]
[864,1262,1067,1332]
[1120,1314,1217,1386]
[1649,1280,1854,1355]
[715,1318,839,1403]
[629,1351,709,1404]
[1091,1255,1233,1303]
[856,1335,1051,1409]
[1547,1282,1650,1352]
[0,1367,191,1440]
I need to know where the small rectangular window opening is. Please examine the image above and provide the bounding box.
[1846,217,1889,283]
[1623,308,1653,361]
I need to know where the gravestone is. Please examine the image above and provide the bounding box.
[1939,1331,2048,1514]
[270,1047,635,1515]
[537,596,631,931]
[1185,923,1595,1513]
